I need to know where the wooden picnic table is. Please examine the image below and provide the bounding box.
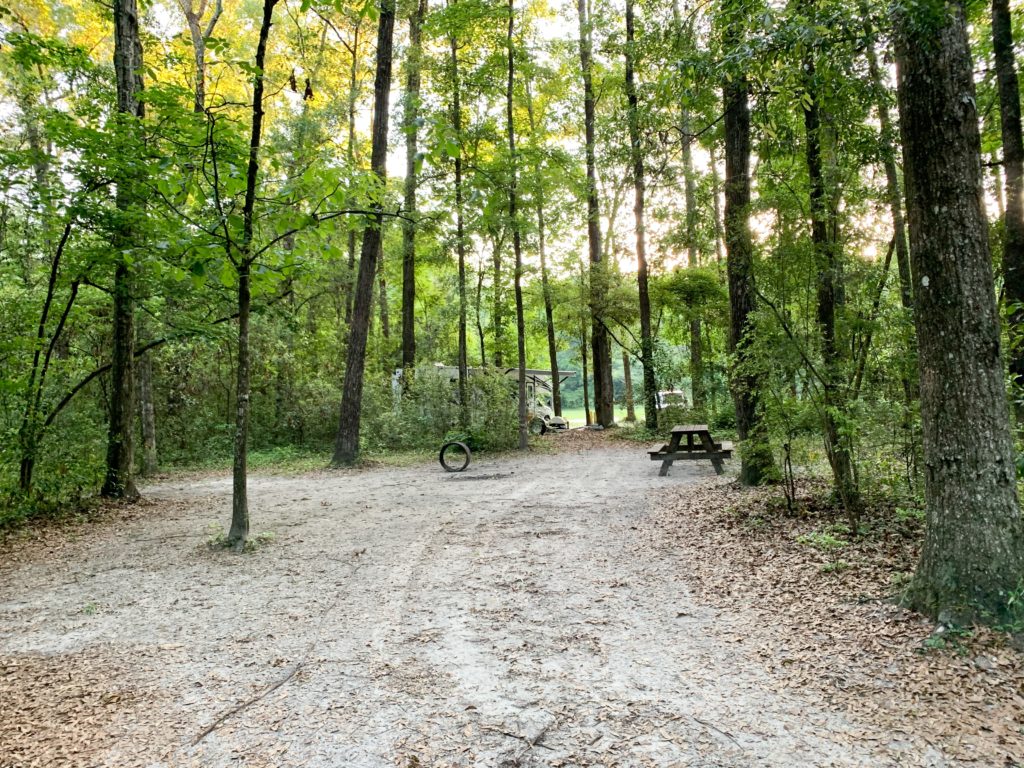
[649,424,733,476]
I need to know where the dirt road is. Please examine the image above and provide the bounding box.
[1,437,934,766]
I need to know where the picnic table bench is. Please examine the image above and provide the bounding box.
[649,424,733,476]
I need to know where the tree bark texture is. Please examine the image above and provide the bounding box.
[401,0,426,372]
[230,261,252,544]
[722,2,775,485]
[893,0,1024,622]
[333,0,396,466]
[506,0,528,450]
[578,0,614,426]
[993,0,1024,410]
[625,0,658,430]
[102,0,145,500]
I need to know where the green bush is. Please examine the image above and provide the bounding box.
[358,366,518,454]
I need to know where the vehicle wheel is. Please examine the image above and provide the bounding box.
[439,441,471,472]
[528,417,546,436]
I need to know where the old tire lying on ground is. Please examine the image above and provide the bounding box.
[439,441,471,472]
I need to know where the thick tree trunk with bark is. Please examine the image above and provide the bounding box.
[993,0,1024,411]
[333,0,396,466]
[506,0,528,450]
[625,0,658,430]
[401,0,426,373]
[721,3,776,485]
[102,0,145,501]
[893,0,1024,622]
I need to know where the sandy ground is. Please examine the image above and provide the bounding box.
[1,437,950,767]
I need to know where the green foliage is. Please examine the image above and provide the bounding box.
[360,366,518,454]
[796,528,850,552]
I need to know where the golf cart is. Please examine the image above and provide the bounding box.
[505,368,576,434]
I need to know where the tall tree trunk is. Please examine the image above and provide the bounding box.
[102,0,145,501]
[803,35,859,522]
[622,347,636,422]
[401,0,426,373]
[524,79,561,417]
[674,1,704,414]
[860,0,918,453]
[538,204,560,415]
[344,23,362,326]
[993,0,1024,413]
[993,152,1006,217]
[450,22,469,426]
[625,0,658,430]
[578,0,614,426]
[860,1,912,311]
[377,247,390,339]
[580,316,592,426]
[506,0,528,450]
[177,0,222,112]
[721,0,776,485]
[230,261,252,544]
[227,0,278,546]
[491,230,505,367]
[475,264,486,369]
[18,222,77,494]
[893,0,1024,623]
[333,0,396,466]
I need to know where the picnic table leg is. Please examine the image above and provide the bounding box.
[698,431,725,475]
[659,458,673,477]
